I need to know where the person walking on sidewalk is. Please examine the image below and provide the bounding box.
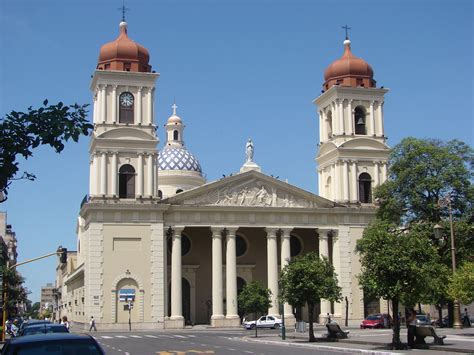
[89,316,97,331]
[407,308,417,348]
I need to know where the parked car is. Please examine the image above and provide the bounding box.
[360,313,392,329]
[432,315,449,327]
[19,319,51,332]
[243,315,282,329]
[19,323,69,336]
[1,333,105,354]
[416,314,431,326]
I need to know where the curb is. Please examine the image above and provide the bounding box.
[241,337,397,355]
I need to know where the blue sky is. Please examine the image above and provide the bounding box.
[1,0,472,302]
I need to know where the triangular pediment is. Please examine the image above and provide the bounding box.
[163,170,337,209]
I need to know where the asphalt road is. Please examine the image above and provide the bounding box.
[91,329,350,355]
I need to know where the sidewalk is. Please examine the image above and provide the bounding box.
[242,325,474,354]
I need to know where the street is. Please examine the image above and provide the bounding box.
[91,329,344,355]
[85,327,474,355]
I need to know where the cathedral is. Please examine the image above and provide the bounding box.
[58,19,390,330]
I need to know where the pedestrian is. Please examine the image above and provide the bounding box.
[407,308,417,348]
[89,316,97,331]
[10,319,19,337]
[462,308,471,327]
[61,316,70,330]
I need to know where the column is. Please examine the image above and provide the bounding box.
[111,152,118,196]
[350,161,358,203]
[319,231,331,318]
[93,91,98,124]
[348,99,354,135]
[338,99,345,134]
[89,157,94,195]
[331,163,336,201]
[147,153,154,196]
[370,101,376,136]
[100,85,106,123]
[225,228,239,322]
[342,160,349,202]
[111,85,117,124]
[373,162,380,187]
[170,228,184,321]
[331,230,343,318]
[332,102,339,135]
[147,87,153,125]
[211,228,224,324]
[267,229,279,316]
[137,153,144,197]
[318,169,323,197]
[334,161,340,202]
[377,102,385,136]
[137,87,142,125]
[93,153,100,196]
[381,162,388,183]
[318,110,324,143]
[100,152,107,196]
[280,229,293,317]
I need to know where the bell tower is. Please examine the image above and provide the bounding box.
[88,21,159,200]
[315,36,390,204]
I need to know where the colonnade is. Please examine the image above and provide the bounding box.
[94,84,154,125]
[167,226,337,328]
[318,99,384,142]
[90,151,157,197]
[318,160,388,203]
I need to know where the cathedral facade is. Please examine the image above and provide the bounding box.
[60,20,390,330]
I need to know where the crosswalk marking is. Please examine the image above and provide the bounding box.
[130,335,142,338]
[101,336,114,339]
[116,335,127,338]
[145,334,158,338]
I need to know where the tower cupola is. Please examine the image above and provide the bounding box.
[323,39,375,91]
[97,21,152,73]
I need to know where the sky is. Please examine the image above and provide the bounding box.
[0,0,472,302]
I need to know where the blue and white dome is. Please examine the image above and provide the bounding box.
[158,146,202,173]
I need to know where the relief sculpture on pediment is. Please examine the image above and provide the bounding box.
[192,181,315,208]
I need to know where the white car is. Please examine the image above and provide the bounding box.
[243,315,282,330]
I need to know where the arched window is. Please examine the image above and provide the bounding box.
[158,190,163,199]
[236,235,248,257]
[290,235,303,257]
[173,130,179,141]
[119,92,135,124]
[326,176,332,200]
[358,172,372,203]
[119,164,135,198]
[354,106,366,135]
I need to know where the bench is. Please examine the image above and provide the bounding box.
[326,322,349,339]
[415,325,446,345]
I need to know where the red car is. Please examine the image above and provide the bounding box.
[360,313,392,329]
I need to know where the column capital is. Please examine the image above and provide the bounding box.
[265,228,280,239]
[112,84,118,90]
[137,86,143,92]
[317,228,336,239]
[165,226,184,238]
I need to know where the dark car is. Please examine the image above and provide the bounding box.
[19,323,69,336]
[19,319,51,332]
[2,333,105,354]
[360,313,392,329]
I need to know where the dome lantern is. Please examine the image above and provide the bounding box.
[323,38,376,91]
[97,21,152,73]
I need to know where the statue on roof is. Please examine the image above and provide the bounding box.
[246,139,254,162]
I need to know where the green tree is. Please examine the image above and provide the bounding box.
[355,220,444,349]
[448,262,474,305]
[279,252,341,342]
[374,137,473,327]
[25,302,41,320]
[1,267,29,320]
[237,281,271,338]
[375,137,473,224]
[0,100,92,202]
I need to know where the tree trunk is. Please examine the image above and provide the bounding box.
[391,297,403,350]
[437,303,443,328]
[307,302,315,342]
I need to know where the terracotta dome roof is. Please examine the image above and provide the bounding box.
[323,39,375,91]
[97,21,152,73]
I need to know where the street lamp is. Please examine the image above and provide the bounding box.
[433,196,463,329]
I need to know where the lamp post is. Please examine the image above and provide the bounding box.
[433,195,462,329]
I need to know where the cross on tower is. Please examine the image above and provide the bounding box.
[342,25,351,40]
[118,1,130,22]
[172,103,178,115]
